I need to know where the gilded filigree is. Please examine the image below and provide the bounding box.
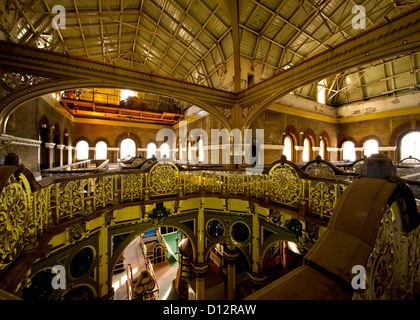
[353,203,420,300]
[268,162,302,206]
[148,161,179,196]
[304,163,336,179]
[308,181,336,218]
[0,174,30,269]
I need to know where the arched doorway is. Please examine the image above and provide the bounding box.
[112,226,187,301]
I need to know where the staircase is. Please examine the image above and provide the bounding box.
[177,255,192,300]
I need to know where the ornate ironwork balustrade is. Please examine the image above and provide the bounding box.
[0,158,350,271]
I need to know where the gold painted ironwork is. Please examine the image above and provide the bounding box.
[0,159,350,271]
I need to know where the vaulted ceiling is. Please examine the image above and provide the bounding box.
[1,0,419,106]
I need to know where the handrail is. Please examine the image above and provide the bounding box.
[395,155,420,165]
[41,159,109,175]
[41,159,91,172]
[126,263,134,300]
[300,156,358,179]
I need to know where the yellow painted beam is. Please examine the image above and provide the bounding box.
[73,117,168,129]
[337,106,420,124]
[266,103,339,124]
[267,103,420,125]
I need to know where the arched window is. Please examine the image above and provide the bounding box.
[283,136,293,161]
[303,138,310,162]
[342,141,356,161]
[147,142,157,158]
[76,140,89,160]
[319,139,326,160]
[160,143,170,159]
[95,141,107,160]
[400,131,420,160]
[120,138,136,159]
[363,139,378,158]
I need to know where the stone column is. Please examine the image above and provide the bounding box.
[224,244,239,300]
[355,147,364,160]
[312,146,321,159]
[295,146,304,162]
[65,146,73,165]
[56,144,65,166]
[44,142,55,168]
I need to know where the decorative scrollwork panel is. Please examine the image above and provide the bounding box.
[148,161,179,196]
[203,172,222,193]
[353,202,420,300]
[56,181,84,220]
[227,172,245,195]
[0,174,31,269]
[121,174,143,202]
[268,163,302,206]
[95,176,114,208]
[308,181,337,218]
[182,171,200,195]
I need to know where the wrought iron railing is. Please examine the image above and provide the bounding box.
[0,158,350,271]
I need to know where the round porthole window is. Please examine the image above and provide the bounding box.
[207,219,224,239]
[231,222,250,243]
[70,247,95,279]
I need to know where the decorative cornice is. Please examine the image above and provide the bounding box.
[44,142,56,148]
[0,134,42,147]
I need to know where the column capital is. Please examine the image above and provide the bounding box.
[224,245,240,265]
[191,261,209,279]
[247,271,267,286]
